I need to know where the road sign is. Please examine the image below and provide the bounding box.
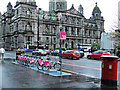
[60,32,66,40]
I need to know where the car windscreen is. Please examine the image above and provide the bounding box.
[93,51,99,54]
[105,52,110,54]
[93,51,103,54]
[73,51,79,53]
[64,51,68,53]
[68,51,71,53]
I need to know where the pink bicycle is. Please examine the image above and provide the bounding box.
[17,55,36,66]
[36,57,44,70]
[37,56,61,71]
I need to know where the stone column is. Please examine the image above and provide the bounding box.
[75,28,77,36]
[69,27,71,36]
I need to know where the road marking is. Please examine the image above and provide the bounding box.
[62,63,101,70]
[62,69,99,79]
[62,63,120,75]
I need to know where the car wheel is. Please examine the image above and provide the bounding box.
[69,55,73,59]
[87,55,91,59]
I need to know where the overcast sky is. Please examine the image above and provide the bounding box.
[0,0,119,32]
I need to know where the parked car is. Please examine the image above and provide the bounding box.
[32,49,47,56]
[17,48,25,53]
[53,49,59,56]
[62,50,81,59]
[17,48,34,53]
[87,51,111,59]
[45,50,50,55]
[78,51,84,58]
[51,49,65,56]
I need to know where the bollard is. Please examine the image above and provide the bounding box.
[101,55,119,86]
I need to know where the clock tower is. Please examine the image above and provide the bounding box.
[49,0,67,12]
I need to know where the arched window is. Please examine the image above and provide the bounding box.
[90,40,91,44]
[85,39,87,44]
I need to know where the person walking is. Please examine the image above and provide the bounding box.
[113,48,116,56]
[116,49,120,57]
[0,48,5,63]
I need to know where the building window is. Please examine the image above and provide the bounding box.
[89,30,91,36]
[96,13,99,17]
[54,38,56,42]
[77,28,79,35]
[71,27,74,35]
[85,30,87,36]
[46,37,49,40]
[16,9,18,16]
[16,23,18,31]
[85,39,87,44]
[90,40,91,44]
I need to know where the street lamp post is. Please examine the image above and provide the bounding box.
[2,19,6,48]
[37,8,41,49]
[82,29,83,49]
[51,26,52,50]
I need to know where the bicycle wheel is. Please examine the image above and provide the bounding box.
[29,62,35,67]
[42,65,49,71]
[54,63,61,71]
[36,62,41,70]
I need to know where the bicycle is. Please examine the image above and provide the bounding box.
[37,55,61,71]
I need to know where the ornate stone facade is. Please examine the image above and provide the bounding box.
[0,0,104,50]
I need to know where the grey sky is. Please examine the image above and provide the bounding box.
[0,0,119,32]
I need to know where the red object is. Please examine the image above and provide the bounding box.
[101,56,118,81]
[87,51,111,59]
[60,32,66,40]
[62,50,81,59]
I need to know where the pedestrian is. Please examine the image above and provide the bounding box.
[113,49,116,56]
[0,48,5,63]
[116,49,120,57]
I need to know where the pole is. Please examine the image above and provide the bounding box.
[37,13,39,49]
[82,29,83,49]
[51,26,52,50]
[59,39,62,75]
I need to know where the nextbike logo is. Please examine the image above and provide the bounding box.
[60,32,66,40]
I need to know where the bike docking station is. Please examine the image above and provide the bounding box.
[12,54,72,77]
[100,55,119,87]
[12,61,71,77]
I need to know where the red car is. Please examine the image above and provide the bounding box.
[62,50,81,59]
[87,51,111,59]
